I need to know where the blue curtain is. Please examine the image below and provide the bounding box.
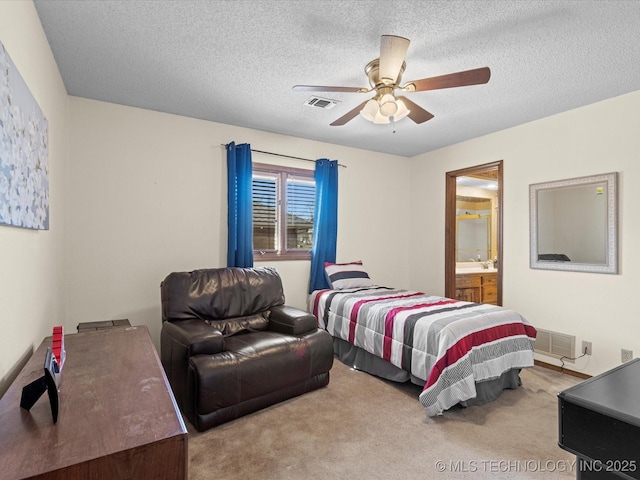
[226,142,254,267]
[309,159,338,293]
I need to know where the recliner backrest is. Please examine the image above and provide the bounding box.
[161,267,285,322]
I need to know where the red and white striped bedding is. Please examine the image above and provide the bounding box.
[309,286,537,416]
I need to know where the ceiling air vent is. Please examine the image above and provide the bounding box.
[304,96,339,110]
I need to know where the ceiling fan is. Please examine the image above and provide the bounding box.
[293,35,491,127]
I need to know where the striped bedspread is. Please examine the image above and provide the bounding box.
[309,286,537,416]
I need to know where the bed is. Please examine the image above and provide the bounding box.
[309,273,537,416]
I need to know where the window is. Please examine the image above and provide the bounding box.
[252,163,315,260]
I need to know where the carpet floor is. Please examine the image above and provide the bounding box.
[187,359,582,479]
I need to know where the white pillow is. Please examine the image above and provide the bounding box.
[324,261,373,290]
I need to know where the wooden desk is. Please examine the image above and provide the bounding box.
[558,358,640,479]
[0,326,187,480]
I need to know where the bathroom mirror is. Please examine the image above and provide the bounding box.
[457,215,490,261]
[530,172,618,274]
[456,192,496,263]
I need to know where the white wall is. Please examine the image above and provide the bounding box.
[0,1,68,395]
[409,90,640,376]
[67,97,411,348]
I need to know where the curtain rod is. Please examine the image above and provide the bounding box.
[221,144,346,168]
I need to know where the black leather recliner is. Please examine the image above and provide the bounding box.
[160,266,334,431]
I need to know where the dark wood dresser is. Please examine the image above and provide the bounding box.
[558,358,640,480]
[0,325,187,479]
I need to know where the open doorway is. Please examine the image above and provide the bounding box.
[445,161,503,305]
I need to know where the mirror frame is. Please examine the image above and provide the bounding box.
[529,172,618,274]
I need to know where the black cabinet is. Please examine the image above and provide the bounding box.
[558,358,640,480]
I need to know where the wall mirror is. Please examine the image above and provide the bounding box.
[456,195,493,262]
[530,172,618,274]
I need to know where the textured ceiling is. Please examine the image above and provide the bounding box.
[33,0,640,157]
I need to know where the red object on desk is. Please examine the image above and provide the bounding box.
[52,325,65,369]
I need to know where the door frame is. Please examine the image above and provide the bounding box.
[445,160,504,305]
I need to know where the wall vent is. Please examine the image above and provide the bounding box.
[304,96,339,110]
[535,328,576,362]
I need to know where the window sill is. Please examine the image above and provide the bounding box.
[254,252,311,261]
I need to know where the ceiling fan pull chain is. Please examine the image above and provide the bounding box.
[391,116,396,134]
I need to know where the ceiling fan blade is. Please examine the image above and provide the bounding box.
[379,35,410,84]
[407,67,491,92]
[293,85,364,93]
[396,96,434,124]
[330,100,370,126]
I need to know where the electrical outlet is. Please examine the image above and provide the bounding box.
[582,341,592,356]
[621,349,634,363]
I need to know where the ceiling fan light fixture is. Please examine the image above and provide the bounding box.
[379,93,398,117]
[373,110,392,124]
[360,99,379,122]
[360,95,411,125]
[393,99,410,121]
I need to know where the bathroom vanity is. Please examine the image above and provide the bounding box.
[454,267,498,305]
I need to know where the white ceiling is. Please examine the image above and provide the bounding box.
[33,0,640,157]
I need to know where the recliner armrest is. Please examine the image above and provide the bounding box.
[162,319,225,356]
[268,305,317,335]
